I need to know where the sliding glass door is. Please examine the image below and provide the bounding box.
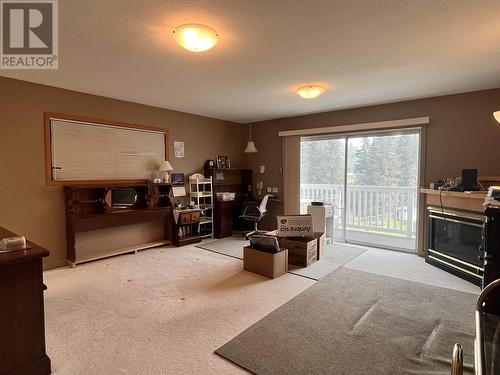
[345,131,420,251]
[300,129,420,252]
[300,137,346,242]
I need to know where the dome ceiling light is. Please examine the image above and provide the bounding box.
[296,85,326,99]
[172,24,218,52]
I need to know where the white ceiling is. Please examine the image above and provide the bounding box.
[2,0,500,123]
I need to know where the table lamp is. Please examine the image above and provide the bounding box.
[159,161,173,183]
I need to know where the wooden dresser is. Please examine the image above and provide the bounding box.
[0,227,51,375]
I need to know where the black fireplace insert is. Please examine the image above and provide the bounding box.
[426,206,484,286]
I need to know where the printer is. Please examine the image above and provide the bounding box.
[484,186,500,208]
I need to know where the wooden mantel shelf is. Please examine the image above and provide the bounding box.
[420,188,487,200]
[419,188,486,212]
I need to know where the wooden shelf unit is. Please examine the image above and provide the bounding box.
[64,182,173,266]
[189,175,214,239]
[173,210,202,246]
[148,183,172,208]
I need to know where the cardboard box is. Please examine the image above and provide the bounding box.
[309,232,325,260]
[280,237,317,267]
[266,230,325,261]
[277,215,314,237]
[243,247,288,279]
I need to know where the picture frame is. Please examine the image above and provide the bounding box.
[170,173,185,185]
[173,141,185,158]
[216,155,231,169]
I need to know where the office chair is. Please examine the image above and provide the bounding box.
[240,194,273,238]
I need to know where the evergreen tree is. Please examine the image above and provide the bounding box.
[300,139,345,184]
[302,134,419,187]
[353,138,371,185]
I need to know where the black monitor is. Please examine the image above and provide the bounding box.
[111,188,138,208]
[462,169,478,191]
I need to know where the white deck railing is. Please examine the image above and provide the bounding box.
[300,184,417,238]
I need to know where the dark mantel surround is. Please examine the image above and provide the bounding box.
[419,189,499,287]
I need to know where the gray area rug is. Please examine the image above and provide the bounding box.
[216,267,477,375]
[197,238,367,280]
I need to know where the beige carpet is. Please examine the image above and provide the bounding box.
[43,245,314,375]
[343,248,480,294]
[196,235,248,260]
[197,237,369,280]
[43,241,479,374]
[195,237,479,291]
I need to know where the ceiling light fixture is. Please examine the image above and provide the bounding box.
[494,111,500,123]
[172,24,218,52]
[296,85,326,99]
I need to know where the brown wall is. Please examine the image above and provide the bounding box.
[245,88,500,224]
[0,77,246,269]
[2,76,499,266]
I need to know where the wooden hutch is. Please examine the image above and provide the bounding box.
[64,182,173,266]
[203,168,253,238]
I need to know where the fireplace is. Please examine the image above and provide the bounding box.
[426,206,484,286]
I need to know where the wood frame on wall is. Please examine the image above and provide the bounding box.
[44,112,169,186]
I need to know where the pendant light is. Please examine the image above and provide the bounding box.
[244,122,258,153]
[494,111,500,123]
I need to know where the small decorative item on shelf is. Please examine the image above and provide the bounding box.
[158,160,173,183]
[216,192,235,201]
[152,170,162,184]
[216,155,231,169]
[204,159,216,169]
[171,173,187,203]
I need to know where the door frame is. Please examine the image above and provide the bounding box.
[301,127,423,253]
